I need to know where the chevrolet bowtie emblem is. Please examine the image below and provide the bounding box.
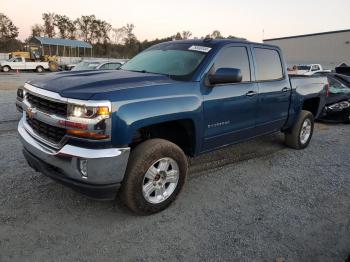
[26,107,37,119]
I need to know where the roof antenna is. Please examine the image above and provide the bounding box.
[262,29,265,42]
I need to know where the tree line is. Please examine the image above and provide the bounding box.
[0,12,246,58]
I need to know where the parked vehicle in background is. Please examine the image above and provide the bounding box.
[71,60,125,71]
[305,70,331,76]
[17,39,328,215]
[8,44,59,72]
[295,64,325,75]
[0,57,51,73]
[320,73,350,123]
[65,63,79,71]
[335,65,350,76]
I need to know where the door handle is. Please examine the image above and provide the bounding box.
[281,87,289,92]
[246,91,258,97]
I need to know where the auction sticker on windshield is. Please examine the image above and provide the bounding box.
[188,45,212,53]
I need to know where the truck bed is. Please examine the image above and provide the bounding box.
[289,74,328,96]
[289,74,328,118]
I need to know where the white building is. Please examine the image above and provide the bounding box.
[263,29,350,69]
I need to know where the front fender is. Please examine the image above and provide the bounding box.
[111,92,203,152]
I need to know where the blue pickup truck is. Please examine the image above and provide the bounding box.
[17,39,328,214]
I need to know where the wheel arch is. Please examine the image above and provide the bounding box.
[302,97,320,117]
[129,118,197,156]
[2,65,11,71]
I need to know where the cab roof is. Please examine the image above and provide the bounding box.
[166,39,279,49]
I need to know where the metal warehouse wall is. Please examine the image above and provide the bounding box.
[0,53,9,61]
[264,31,350,69]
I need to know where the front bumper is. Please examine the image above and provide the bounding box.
[18,119,130,199]
[16,99,23,112]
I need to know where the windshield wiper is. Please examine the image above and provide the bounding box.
[122,69,171,78]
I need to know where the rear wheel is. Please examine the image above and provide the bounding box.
[2,66,10,72]
[119,138,188,215]
[49,62,58,72]
[345,109,350,124]
[36,66,44,73]
[285,110,314,149]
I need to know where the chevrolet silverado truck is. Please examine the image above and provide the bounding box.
[17,39,328,214]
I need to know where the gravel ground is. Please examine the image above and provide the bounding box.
[0,72,43,91]
[0,72,41,122]
[0,73,349,261]
[0,120,349,262]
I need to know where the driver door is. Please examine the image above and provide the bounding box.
[201,45,258,152]
[11,57,25,70]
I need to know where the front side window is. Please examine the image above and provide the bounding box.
[254,48,283,81]
[121,43,210,80]
[212,46,251,82]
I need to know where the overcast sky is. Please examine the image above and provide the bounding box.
[1,0,350,42]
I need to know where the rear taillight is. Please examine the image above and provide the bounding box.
[325,82,330,97]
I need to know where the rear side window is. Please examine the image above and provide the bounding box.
[254,48,283,81]
[213,46,251,82]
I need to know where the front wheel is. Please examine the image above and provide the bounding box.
[119,139,188,215]
[2,66,10,72]
[285,110,314,149]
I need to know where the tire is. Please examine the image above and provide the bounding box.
[285,110,314,150]
[119,138,188,215]
[49,62,58,72]
[36,66,44,73]
[344,109,350,124]
[2,66,10,72]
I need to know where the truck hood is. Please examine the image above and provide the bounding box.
[27,70,175,100]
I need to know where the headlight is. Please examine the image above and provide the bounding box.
[65,102,112,140]
[17,88,24,99]
[68,104,110,119]
[328,101,350,111]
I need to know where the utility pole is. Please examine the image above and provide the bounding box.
[262,29,265,42]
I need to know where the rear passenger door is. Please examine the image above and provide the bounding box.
[252,47,290,133]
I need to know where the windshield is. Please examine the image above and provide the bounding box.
[6,57,17,62]
[121,43,210,80]
[72,61,100,71]
[297,65,311,71]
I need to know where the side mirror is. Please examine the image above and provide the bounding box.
[208,68,242,85]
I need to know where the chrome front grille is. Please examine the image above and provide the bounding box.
[26,114,66,144]
[27,93,67,117]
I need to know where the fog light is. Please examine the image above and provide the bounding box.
[79,159,88,178]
